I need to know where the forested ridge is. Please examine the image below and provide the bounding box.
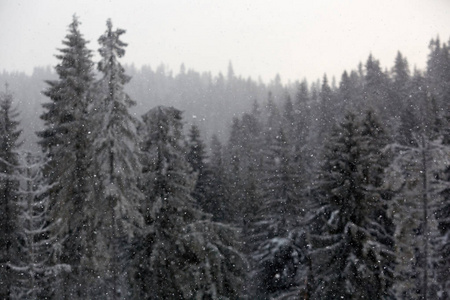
[0,16,449,299]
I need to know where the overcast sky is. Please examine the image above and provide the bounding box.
[1,0,449,83]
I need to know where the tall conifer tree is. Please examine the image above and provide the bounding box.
[310,111,395,299]
[249,127,304,299]
[136,106,246,299]
[11,152,70,300]
[36,15,95,298]
[0,85,22,299]
[88,19,143,299]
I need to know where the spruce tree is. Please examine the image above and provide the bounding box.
[318,74,334,137]
[207,134,233,223]
[293,80,313,177]
[10,152,70,300]
[186,124,211,216]
[88,19,143,299]
[389,122,450,299]
[436,113,450,298]
[36,15,95,298]
[310,111,395,299]
[391,51,410,99]
[0,84,22,299]
[186,124,207,174]
[249,127,305,299]
[136,106,247,299]
[224,111,264,228]
[364,55,392,123]
[427,37,450,110]
[187,126,231,222]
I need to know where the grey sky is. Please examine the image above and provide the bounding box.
[1,0,449,83]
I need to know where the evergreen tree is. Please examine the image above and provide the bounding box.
[427,37,450,110]
[249,128,305,299]
[206,134,233,223]
[186,124,207,174]
[186,124,212,217]
[187,127,231,222]
[224,110,264,228]
[364,55,393,123]
[338,71,353,110]
[436,110,450,298]
[293,80,310,142]
[310,111,395,299]
[293,80,314,177]
[264,92,282,137]
[391,51,410,97]
[36,15,95,298]
[224,117,247,224]
[88,19,143,299]
[396,70,424,147]
[136,106,247,299]
[10,152,70,300]
[0,84,22,299]
[281,92,295,140]
[319,74,334,132]
[389,126,450,299]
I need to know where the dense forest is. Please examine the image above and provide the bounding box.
[0,16,449,300]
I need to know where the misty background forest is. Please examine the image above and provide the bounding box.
[0,16,449,300]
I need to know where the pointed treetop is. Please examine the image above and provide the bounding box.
[70,14,80,28]
[98,18,127,62]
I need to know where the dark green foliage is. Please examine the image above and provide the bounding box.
[310,111,395,299]
[203,135,233,223]
[436,159,450,298]
[88,18,143,299]
[5,16,450,299]
[11,152,71,300]
[0,85,22,299]
[135,106,247,300]
[188,128,232,223]
[427,37,450,109]
[36,15,95,299]
[187,124,206,174]
[364,55,393,123]
[224,110,264,228]
[436,109,450,297]
[249,127,305,299]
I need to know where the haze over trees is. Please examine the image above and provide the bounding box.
[0,16,449,299]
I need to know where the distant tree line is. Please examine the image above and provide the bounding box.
[0,16,449,299]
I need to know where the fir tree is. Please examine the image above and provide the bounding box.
[318,74,334,137]
[310,111,395,299]
[36,15,95,298]
[88,19,143,299]
[436,113,450,298]
[187,126,231,222]
[206,134,233,223]
[389,127,450,299]
[186,124,211,217]
[0,84,22,299]
[427,37,450,110]
[136,106,247,299]
[186,124,207,174]
[10,152,70,300]
[364,55,392,123]
[224,111,264,228]
[249,128,305,299]
[281,92,295,140]
[396,70,424,147]
[391,51,410,97]
[293,80,313,178]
